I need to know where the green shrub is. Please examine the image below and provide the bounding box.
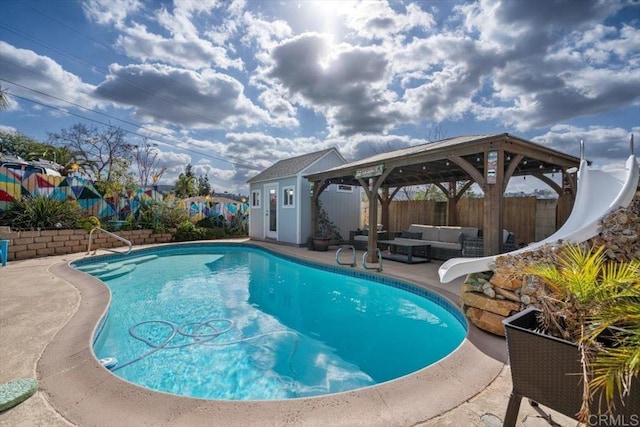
[227,214,249,236]
[196,216,216,228]
[0,196,83,230]
[79,216,101,231]
[197,214,248,237]
[156,203,190,229]
[172,220,229,242]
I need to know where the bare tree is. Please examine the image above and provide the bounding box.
[425,124,447,142]
[133,138,166,187]
[0,83,8,111]
[48,124,133,181]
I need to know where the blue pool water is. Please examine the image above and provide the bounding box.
[74,244,467,400]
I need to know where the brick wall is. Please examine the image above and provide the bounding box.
[0,228,173,261]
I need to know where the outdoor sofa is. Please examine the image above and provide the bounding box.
[349,224,386,251]
[386,224,516,260]
[385,224,480,260]
[349,223,516,260]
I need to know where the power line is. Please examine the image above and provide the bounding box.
[2,2,268,173]
[4,91,261,171]
[0,76,260,170]
[19,0,122,63]
[0,20,243,133]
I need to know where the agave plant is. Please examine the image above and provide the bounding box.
[526,244,640,420]
[0,195,83,230]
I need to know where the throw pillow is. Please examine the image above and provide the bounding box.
[401,231,422,240]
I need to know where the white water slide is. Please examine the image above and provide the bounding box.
[438,143,639,284]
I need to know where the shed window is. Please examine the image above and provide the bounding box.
[251,190,261,209]
[283,186,295,208]
[336,184,353,193]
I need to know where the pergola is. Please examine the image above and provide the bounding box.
[304,133,582,258]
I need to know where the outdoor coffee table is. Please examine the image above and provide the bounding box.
[377,240,431,264]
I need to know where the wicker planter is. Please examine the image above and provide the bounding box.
[503,307,639,426]
[311,237,331,251]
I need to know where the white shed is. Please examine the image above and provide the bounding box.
[247,148,360,246]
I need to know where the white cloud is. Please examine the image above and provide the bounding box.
[5,0,640,195]
[94,63,271,129]
[532,124,636,167]
[239,11,292,51]
[115,21,244,71]
[0,125,18,134]
[0,42,103,110]
[262,33,399,136]
[82,0,142,28]
[340,1,435,41]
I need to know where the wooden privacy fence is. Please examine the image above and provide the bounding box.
[362,197,562,246]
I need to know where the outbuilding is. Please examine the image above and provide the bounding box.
[247,148,360,246]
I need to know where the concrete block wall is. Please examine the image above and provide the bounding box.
[0,228,173,261]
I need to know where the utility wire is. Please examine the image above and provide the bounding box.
[0,22,262,170]
[0,20,245,133]
[2,2,268,173]
[0,76,260,170]
[5,91,261,171]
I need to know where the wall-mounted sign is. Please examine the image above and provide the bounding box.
[487,151,497,184]
[355,164,384,179]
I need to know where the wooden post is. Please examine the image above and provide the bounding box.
[483,150,504,255]
[310,180,330,240]
[380,187,390,233]
[446,181,457,225]
[310,182,318,238]
[367,176,379,263]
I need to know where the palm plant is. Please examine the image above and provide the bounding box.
[526,244,640,420]
[174,173,197,198]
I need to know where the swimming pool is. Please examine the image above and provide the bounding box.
[73,243,467,401]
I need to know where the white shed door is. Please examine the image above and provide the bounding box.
[265,184,278,239]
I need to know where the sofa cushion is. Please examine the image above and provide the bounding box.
[401,231,422,240]
[408,224,439,241]
[439,226,463,243]
[459,227,479,239]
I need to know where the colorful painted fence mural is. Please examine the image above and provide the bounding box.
[0,167,248,225]
[0,167,161,219]
[179,199,250,225]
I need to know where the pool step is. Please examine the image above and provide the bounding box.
[95,264,136,281]
[81,255,158,280]
[121,255,158,266]
[75,263,109,273]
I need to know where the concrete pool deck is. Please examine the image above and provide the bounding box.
[0,239,576,426]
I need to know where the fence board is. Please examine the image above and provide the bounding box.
[363,196,547,246]
[504,197,537,245]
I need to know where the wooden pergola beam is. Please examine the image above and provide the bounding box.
[304,134,582,257]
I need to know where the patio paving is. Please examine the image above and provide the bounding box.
[0,239,577,426]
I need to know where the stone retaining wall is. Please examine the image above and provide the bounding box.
[461,190,639,336]
[0,228,173,261]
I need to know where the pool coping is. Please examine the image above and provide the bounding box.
[37,241,505,426]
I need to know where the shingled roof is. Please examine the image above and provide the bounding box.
[247,148,338,184]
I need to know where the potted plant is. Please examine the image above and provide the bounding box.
[311,202,343,251]
[503,244,639,426]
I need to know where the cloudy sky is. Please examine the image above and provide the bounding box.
[1,0,639,194]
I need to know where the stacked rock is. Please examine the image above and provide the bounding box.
[460,190,639,336]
